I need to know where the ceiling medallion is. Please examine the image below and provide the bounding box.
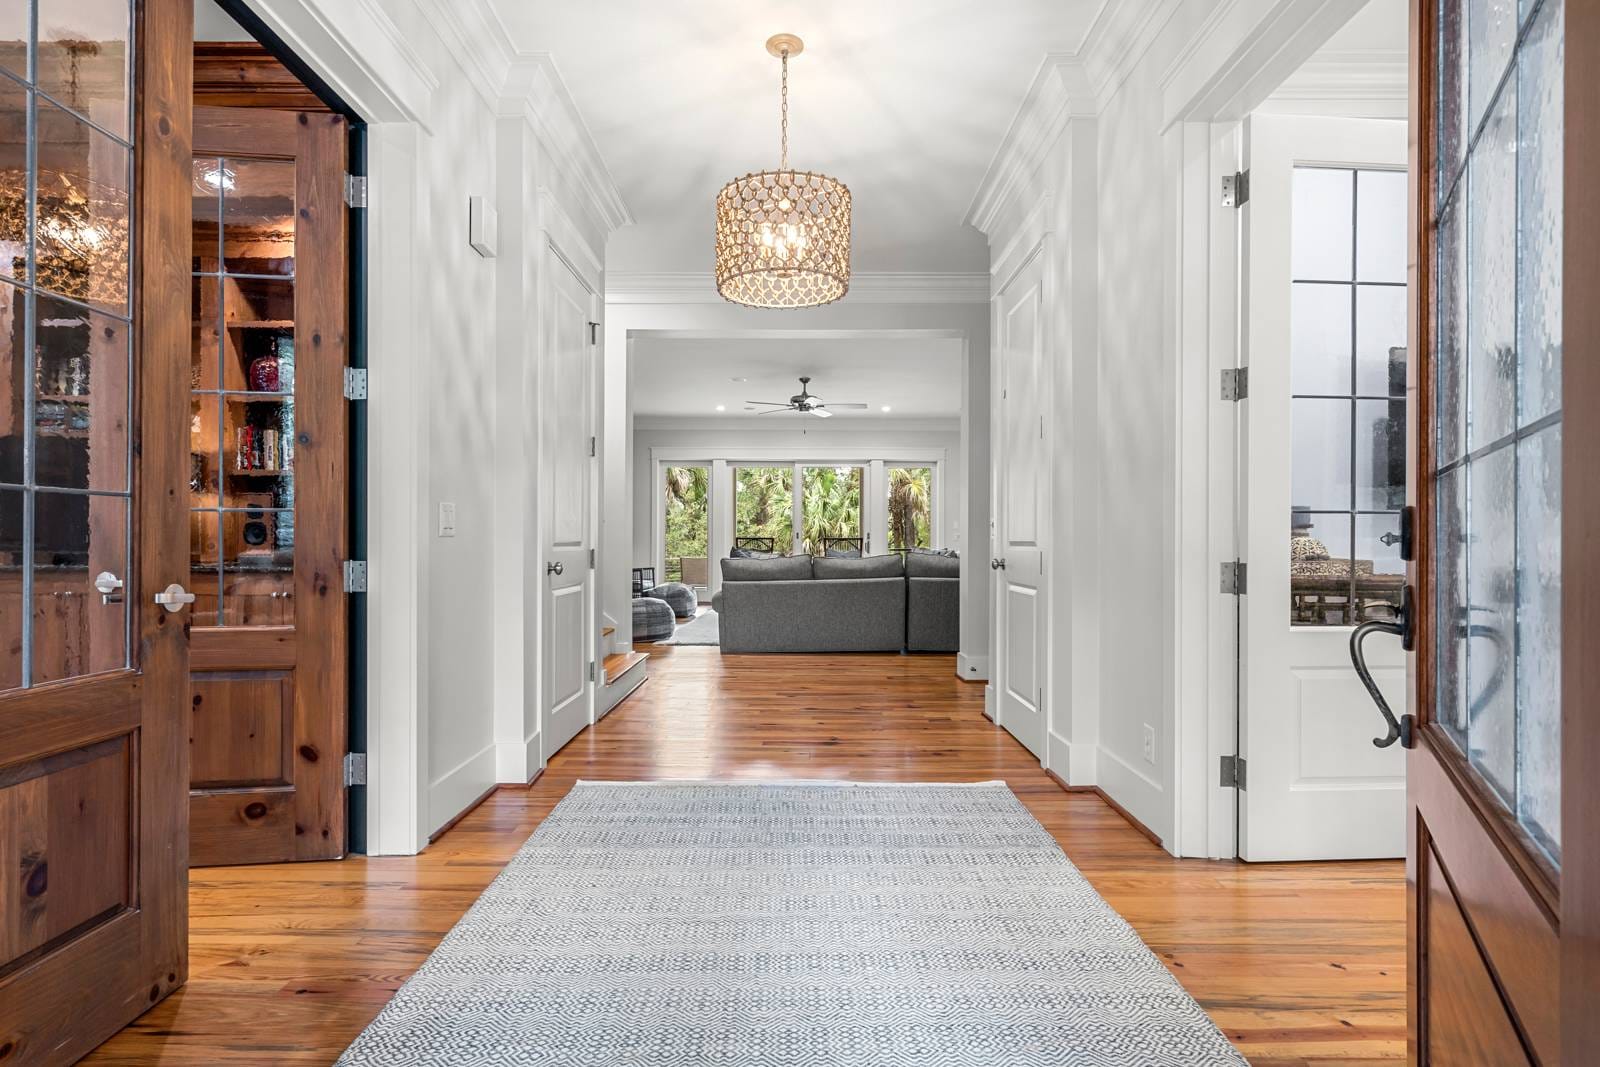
[715,33,852,309]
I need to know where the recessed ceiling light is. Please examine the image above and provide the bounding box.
[880,405,892,413]
[715,404,726,412]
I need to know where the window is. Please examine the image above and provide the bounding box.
[801,465,862,556]
[1288,166,1408,627]
[0,0,136,689]
[887,466,933,551]
[663,465,709,588]
[1434,0,1563,862]
[733,466,793,554]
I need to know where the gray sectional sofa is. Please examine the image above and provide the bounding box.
[712,551,959,654]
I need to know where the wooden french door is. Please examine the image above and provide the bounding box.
[0,0,193,1061]
[186,105,347,865]
[1400,0,1597,1062]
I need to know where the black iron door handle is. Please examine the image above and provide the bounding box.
[1349,587,1414,749]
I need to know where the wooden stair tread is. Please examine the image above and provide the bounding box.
[603,651,648,686]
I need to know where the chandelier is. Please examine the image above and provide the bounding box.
[715,33,851,309]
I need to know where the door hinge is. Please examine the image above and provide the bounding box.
[1220,367,1248,401]
[1220,754,1246,789]
[589,547,596,569]
[588,660,597,683]
[343,367,368,400]
[1220,560,1247,595]
[344,173,368,209]
[1221,170,1249,208]
[589,436,597,457]
[343,751,367,786]
[588,321,600,345]
[343,559,368,593]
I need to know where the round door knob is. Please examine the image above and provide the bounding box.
[990,558,1006,570]
[547,561,565,576]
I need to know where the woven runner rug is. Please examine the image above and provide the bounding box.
[337,780,1246,1066]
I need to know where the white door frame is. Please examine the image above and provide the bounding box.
[1165,0,1405,858]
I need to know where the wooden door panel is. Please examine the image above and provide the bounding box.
[1411,736,1558,1064]
[191,671,293,786]
[190,788,296,867]
[0,738,131,970]
[1421,841,1534,1067]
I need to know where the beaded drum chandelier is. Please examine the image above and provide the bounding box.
[715,34,851,309]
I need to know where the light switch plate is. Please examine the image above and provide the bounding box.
[438,501,457,538]
[1142,724,1156,765]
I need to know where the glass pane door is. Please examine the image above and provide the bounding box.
[733,465,793,555]
[802,465,863,556]
[887,466,933,551]
[0,0,134,690]
[1433,0,1563,864]
[664,464,709,591]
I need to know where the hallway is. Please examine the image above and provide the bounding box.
[88,649,1404,1066]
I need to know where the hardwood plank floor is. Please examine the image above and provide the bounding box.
[86,648,1405,1065]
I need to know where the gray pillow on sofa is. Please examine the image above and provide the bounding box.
[905,551,960,578]
[722,554,814,581]
[813,554,905,580]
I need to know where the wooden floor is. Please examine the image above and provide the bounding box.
[87,648,1405,1065]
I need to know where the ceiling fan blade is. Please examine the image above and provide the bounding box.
[745,400,789,406]
[811,407,833,418]
[827,403,870,409]
[759,407,792,415]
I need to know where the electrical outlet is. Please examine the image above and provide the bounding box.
[438,501,457,538]
[1142,724,1156,765]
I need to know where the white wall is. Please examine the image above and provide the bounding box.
[241,0,622,851]
[970,0,1389,856]
[631,417,964,570]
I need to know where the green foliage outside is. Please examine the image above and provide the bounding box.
[663,463,935,577]
[887,467,932,551]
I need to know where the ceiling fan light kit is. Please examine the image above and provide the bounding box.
[746,376,870,418]
[715,33,852,310]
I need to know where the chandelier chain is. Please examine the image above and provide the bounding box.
[780,49,789,170]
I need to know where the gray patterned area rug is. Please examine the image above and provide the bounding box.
[337,781,1246,1067]
[658,608,719,645]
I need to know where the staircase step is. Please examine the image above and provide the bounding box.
[603,651,648,686]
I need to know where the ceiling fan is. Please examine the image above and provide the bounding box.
[746,376,869,419]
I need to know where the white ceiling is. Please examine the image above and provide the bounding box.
[497,1,1104,273]
[631,336,964,418]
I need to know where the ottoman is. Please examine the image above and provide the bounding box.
[645,581,697,619]
[632,596,675,642]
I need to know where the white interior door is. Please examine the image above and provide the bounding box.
[1239,114,1409,860]
[542,249,595,757]
[994,249,1047,759]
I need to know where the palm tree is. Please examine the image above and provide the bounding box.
[888,467,931,551]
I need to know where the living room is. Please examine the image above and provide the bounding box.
[626,333,972,658]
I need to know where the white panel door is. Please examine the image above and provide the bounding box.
[994,250,1047,759]
[1239,114,1409,860]
[542,250,595,758]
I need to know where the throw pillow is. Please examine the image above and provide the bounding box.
[906,551,960,579]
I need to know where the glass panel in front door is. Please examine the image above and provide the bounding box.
[1289,166,1407,626]
[0,0,135,690]
[1433,0,1563,864]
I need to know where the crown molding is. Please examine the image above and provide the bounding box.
[1078,0,1183,102]
[605,272,990,306]
[1268,49,1409,101]
[965,56,1094,237]
[415,0,631,235]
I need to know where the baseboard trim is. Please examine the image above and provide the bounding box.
[1044,768,1163,848]
[956,652,989,682]
[428,781,498,844]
